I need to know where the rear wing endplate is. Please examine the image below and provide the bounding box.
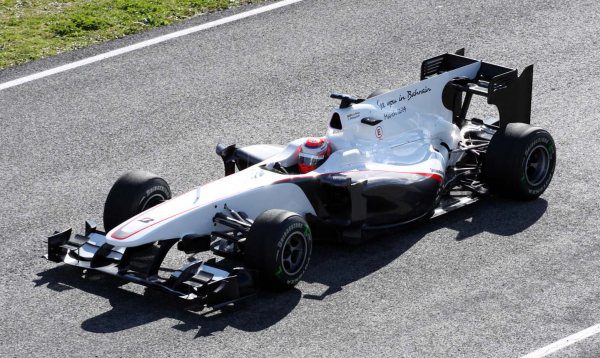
[421,49,533,128]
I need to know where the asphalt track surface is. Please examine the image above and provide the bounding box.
[1,0,599,357]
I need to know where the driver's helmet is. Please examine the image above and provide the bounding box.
[298,137,331,174]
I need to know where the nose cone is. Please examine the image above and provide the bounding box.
[106,190,198,244]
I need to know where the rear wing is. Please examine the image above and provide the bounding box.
[421,49,533,128]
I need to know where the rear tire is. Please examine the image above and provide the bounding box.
[484,123,556,200]
[244,209,312,291]
[103,171,171,232]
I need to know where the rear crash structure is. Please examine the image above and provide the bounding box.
[45,50,556,309]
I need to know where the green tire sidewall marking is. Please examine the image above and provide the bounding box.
[304,225,311,237]
[275,265,283,278]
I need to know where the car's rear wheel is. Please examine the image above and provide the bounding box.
[483,123,556,200]
[244,209,312,291]
[103,171,171,232]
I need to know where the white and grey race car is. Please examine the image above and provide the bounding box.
[46,50,556,309]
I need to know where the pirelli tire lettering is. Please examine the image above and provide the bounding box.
[103,171,172,232]
[484,123,556,200]
[138,185,171,207]
[275,222,311,285]
[521,135,555,196]
[245,210,313,290]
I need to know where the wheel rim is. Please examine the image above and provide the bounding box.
[281,232,308,276]
[525,144,550,186]
[142,193,165,211]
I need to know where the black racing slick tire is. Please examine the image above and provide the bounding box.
[103,171,171,232]
[484,123,556,200]
[244,209,312,291]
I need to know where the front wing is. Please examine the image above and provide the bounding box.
[45,221,256,309]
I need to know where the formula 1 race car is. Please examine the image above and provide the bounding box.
[46,50,556,310]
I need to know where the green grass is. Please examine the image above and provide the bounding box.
[0,0,262,69]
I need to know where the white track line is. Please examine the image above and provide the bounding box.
[0,0,304,91]
[521,323,600,358]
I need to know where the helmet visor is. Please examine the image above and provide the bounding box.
[298,153,325,168]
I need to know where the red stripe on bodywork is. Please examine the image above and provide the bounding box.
[410,172,443,183]
[110,206,197,240]
[110,169,443,241]
[273,170,443,184]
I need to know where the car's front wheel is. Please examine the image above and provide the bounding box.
[103,171,171,232]
[244,209,312,291]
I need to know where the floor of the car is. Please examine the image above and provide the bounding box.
[432,191,479,218]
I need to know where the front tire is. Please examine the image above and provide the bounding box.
[103,171,171,232]
[484,123,556,200]
[244,209,312,291]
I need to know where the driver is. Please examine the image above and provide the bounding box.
[298,137,331,174]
